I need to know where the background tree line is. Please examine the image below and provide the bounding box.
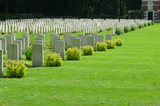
[0,0,141,19]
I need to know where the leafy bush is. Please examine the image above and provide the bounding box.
[106,40,116,49]
[115,38,123,46]
[131,26,137,31]
[82,46,94,55]
[66,48,81,60]
[139,24,144,28]
[116,28,123,35]
[151,21,154,25]
[5,60,27,78]
[95,42,107,51]
[46,52,63,67]
[144,23,147,27]
[124,26,130,33]
[25,46,32,60]
[148,22,151,26]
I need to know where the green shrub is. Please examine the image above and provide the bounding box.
[95,42,107,51]
[144,23,147,27]
[25,46,32,60]
[124,26,130,33]
[131,26,137,31]
[115,38,123,46]
[151,21,154,25]
[66,48,81,60]
[106,40,116,49]
[116,28,123,35]
[46,52,63,67]
[82,46,94,55]
[148,22,151,26]
[5,60,27,78]
[139,24,144,28]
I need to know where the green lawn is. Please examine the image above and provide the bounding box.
[0,24,160,106]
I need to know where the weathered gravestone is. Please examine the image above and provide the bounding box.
[0,49,3,77]
[87,36,95,48]
[35,38,44,49]
[37,34,45,49]
[0,38,7,54]
[0,34,2,37]
[8,44,19,61]
[72,38,81,49]
[50,34,58,47]
[52,36,61,50]
[92,35,104,45]
[22,34,29,48]
[0,40,2,50]
[32,43,44,67]
[5,35,13,50]
[13,40,22,60]
[106,34,112,41]
[77,35,88,47]
[17,38,25,54]
[55,40,65,60]
[112,27,115,35]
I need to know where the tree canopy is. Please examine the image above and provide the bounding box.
[0,0,142,19]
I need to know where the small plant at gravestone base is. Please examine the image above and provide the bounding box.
[115,38,123,46]
[25,46,32,60]
[82,46,94,56]
[106,27,112,31]
[98,29,103,33]
[65,43,69,51]
[5,60,27,78]
[124,26,130,33]
[66,48,81,60]
[106,40,116,49]
[144,23,147,27]
[46,52,63,67]
[151,21,154,25]
[116,28,123,35]
[131,26,137,31]
[148,22,151,26]
[139,24,144,28]
[95,42,107,51]
[3,60,30,67]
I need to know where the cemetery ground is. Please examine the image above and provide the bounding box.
[0,24,160,106]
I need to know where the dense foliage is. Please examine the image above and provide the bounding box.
[0,0,142,19]
[82,46,94,56]
[66,48,81,60]
[5,60,27,78]
[46,52,63,67]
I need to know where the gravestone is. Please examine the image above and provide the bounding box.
[13,40,22,60]
[8,44,19,61]
[5,35,13,49]
[37,34,45,49]
[0,49,3,77]
[77,34,88,46]
[0,40,2,50]
[52,36,61,50]
[50,34,58,47]
[106,34,112,41]
[0,38,7,54]
[22,34,29,48]
[72,38,81,49]
[17,38,25,54]
[35,38,44,49]
[112,27,115,35]
[93,35,104,45]
[0,34,2,37]
[32,44,44,67]
[55,40,65,60]
[87,36,95,48]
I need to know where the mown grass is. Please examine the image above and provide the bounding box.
[0,24,160,106]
